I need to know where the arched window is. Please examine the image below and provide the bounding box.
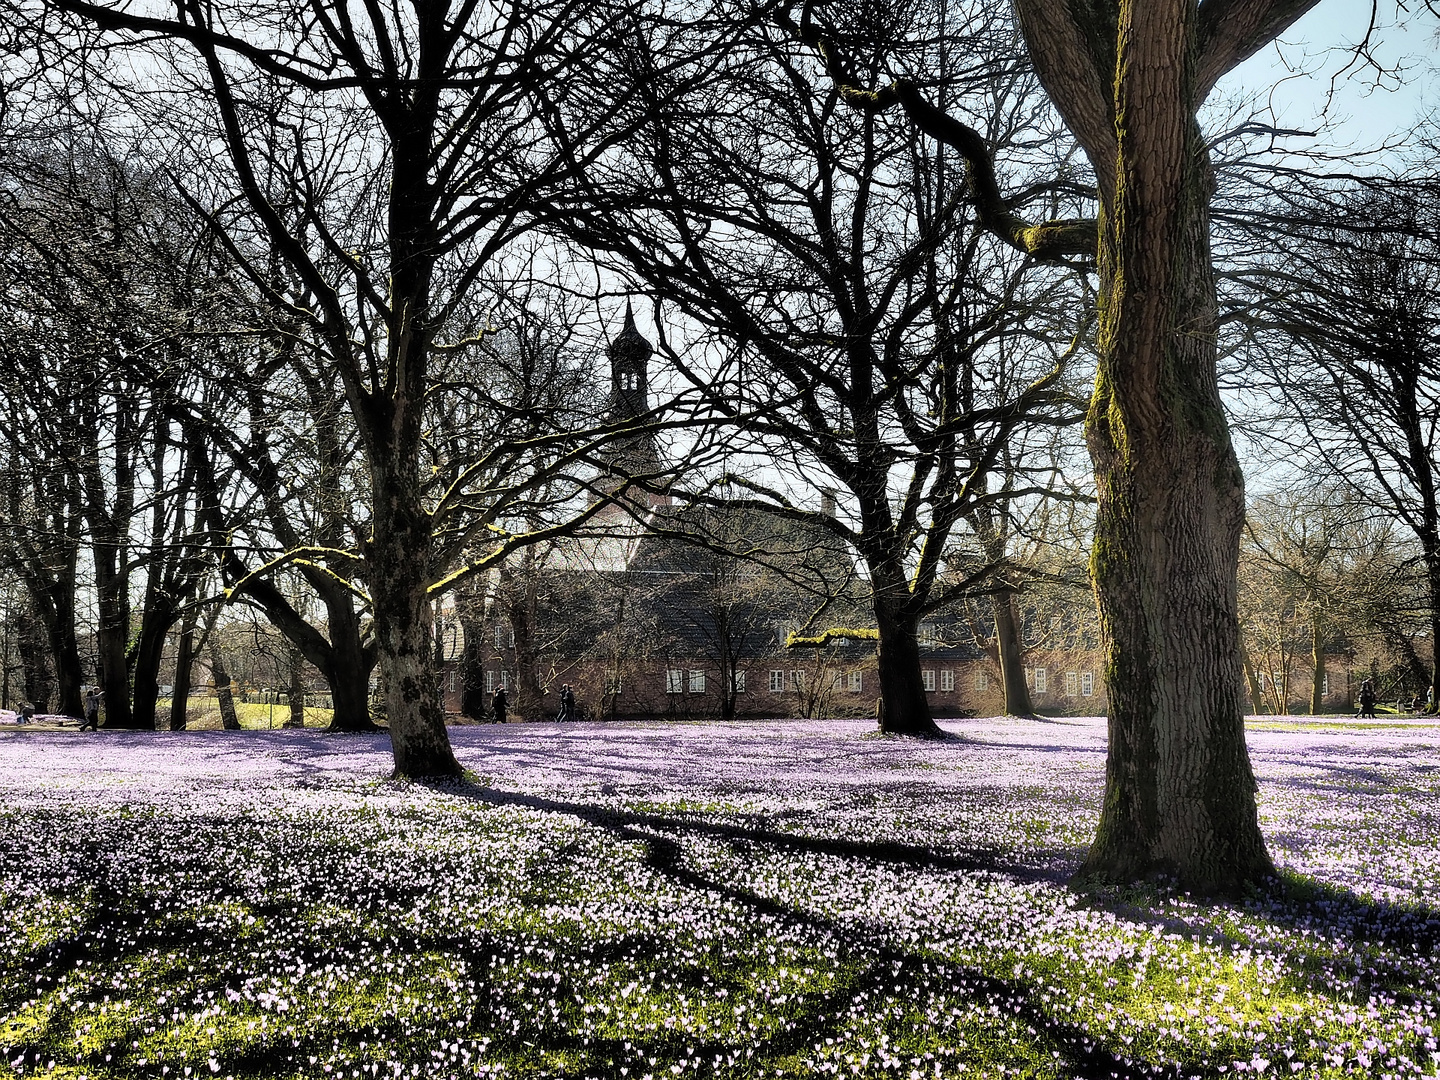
[619,370,638,392]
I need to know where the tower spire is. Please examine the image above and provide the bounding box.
[608,299,652,421]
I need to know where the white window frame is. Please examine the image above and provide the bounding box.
[731,670,746,694]
[922,669,936,692]
[976,670,989,692]
[666,669,684,694]
[689,669,705,694]
[1081,671,1094,697]
[848,671,862,693]
[790,670,806,692]
[769,670,785,693]
[940,669,954,692]
[1034,668,1047,694]
[1065,671,1078,697]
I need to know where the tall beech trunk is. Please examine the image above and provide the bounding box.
[1060,3,1272,891]
[869,559,941,736]
[507,581,543,722]
[1241,649,1264,717]
[17,607,53,711]
[874,605,935,734]
[1309,619,1326,716]
[130,602,172,730]
[368,457,460,777]
[170,607,200,730]
[322,628,376,732]
[46,596,85,719]
[992,591,1033,717]
[212,653,241,730]
[285,643,306,728]
[458,613,488,721]
[1426,554,1440,712]
[94,574,134,728]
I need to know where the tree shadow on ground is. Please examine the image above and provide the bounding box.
[426,778,1167,1079]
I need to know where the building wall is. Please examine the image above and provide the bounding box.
[441,646,1114,721]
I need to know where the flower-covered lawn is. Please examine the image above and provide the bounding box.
[1,716,1437,1079]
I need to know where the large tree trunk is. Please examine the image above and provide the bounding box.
[93,558,136,729]
[458,613,488,721]
[130,601,173,730]
[42,576,86,719]
[16,606,53,711]
[368,458,460,777]
[505,565,544,722]
[211,652,241,730]
[285,643,306,728]
[1241,647,1264,717]
[992,591,1033,717]
[1309,618,1325,716]
[1068,4,1272,892]
[1426,553,1440,713]
[319,609,378,732]
[170,606,200,731]
[870,564,942,736]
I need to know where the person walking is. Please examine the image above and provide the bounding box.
[557,684,575,722]
[80,687,102,731]
[1358,679,1377,719]
[492,686,507,725]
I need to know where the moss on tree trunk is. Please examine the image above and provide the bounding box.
[1074,4,1272,893]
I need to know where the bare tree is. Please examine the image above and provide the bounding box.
[1236,175,1440,706]
[26,0,635,772]
[552,0,1088,735]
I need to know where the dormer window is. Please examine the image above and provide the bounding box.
[619,370,639,392]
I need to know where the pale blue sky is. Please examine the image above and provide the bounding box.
[1217,1,1436,154]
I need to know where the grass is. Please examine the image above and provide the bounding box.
[165,700,336,730]
[0,717,1437,1079]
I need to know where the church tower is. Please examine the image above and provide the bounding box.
[608,301,651,421]
[593,302,669,513]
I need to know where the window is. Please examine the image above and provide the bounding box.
[605,676,623,695]
[1034,668,1048,694]
[731,670,746,694]
[1321,673,1329,696]
[769,670,785,693]
[689,669,705,694]
[1080,671,1094,697]
[790,670,806,691]
[619,369,638,391]
[922,669,936,692]
[918,623,938,647]
[848,671,863,693]
[940,669,955,692]
[667,669,684,694]
[484,670,508,694]
[976,670,989,692]
[1065,672,1078,697]
[448,670,457,692]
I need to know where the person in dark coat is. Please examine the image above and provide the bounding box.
[492,686,507,724]
[1358,679,1377,719]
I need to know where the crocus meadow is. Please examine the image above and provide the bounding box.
[1,715,1437,1079]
